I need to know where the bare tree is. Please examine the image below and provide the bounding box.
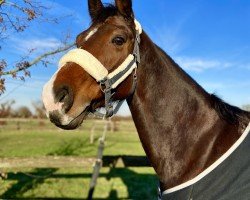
[0,43,74,92]
[15,106,33,118]
[0,100,15,117]
[32,100,46,119]
[0,0,45,37]
[0,0,75,95]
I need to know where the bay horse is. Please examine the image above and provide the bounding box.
[42,0,250,199]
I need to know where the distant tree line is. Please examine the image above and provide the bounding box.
[243,104,250,112]
[0,100,46,118]
[0,100,249,119]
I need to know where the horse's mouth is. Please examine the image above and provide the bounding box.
[53,106,91,130]
[51,100,105,130]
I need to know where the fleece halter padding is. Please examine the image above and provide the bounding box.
[59,50,137,89]
[59,49,107,82]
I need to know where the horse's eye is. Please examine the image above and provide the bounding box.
[112,36,125,46]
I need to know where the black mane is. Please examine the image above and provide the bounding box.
[210,94,250,126]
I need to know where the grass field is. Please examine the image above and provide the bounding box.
[0,119,158,199]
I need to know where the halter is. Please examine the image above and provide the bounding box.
[59,20,142,118]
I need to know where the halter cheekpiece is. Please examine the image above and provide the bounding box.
[59,20,142,118]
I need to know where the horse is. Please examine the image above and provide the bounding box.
[42,0,250,199]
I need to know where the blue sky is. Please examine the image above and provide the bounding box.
[1,0,250,115]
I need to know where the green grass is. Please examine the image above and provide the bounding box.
[0,119,145,158]
[0,167,157,199]
[0,119,157,199]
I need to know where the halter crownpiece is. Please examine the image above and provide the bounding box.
[134,19,142,34]
[58,19,142,118]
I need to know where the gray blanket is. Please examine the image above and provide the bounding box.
[161,129,250,200]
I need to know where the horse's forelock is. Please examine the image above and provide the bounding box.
[91,4,118,23]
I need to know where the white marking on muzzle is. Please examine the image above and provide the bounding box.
[42,68,90,126]
[42,70,63,115]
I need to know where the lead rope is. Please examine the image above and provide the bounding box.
[87,118,109,200]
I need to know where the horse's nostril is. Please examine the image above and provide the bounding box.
[58,89,68,103]
[55,85,73,113]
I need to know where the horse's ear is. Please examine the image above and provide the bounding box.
[115,0,134,18]
[88,0,104,21]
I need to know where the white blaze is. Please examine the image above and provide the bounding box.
[85,28,98,41]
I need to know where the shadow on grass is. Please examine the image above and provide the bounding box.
[0,138,157,199]
[1,168,157,199]
[1,139,90,199]
[0,168,57,199]
[106,168,157,200]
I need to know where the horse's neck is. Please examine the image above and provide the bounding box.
[127,32,242,189]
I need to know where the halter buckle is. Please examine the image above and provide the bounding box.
[99,78,111,92]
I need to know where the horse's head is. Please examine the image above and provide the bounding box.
[42,0,141,130]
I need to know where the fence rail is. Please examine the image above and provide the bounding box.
[0,156,150,169]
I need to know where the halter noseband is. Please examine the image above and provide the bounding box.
[59,20,142,118]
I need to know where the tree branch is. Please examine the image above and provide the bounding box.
[0,11,21,32]
[1,43,75,76]
[0,0,5,6]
